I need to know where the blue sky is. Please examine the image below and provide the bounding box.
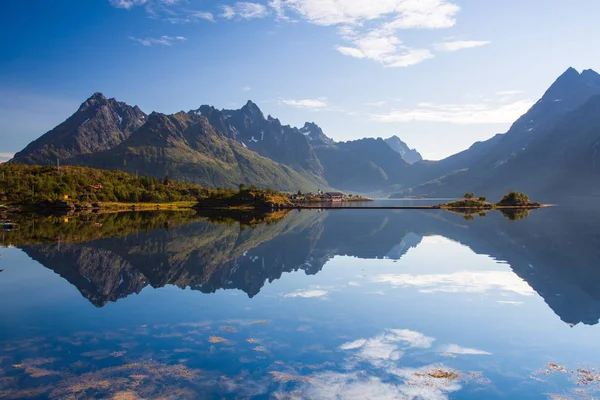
[1,0,600,161]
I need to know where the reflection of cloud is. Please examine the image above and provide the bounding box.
[443,344,491,355]
[390,329,434,348]
[340,329,434,366]
[298,365,464,399]
[373,271,535,296]
[284,289,328,298]
[497,300,523,305]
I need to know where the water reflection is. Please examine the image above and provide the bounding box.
[2,207,600,327]
[2,207,600,399]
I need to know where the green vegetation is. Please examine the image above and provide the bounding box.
[497,191,540,207]
[441,192,493,210]
[0,163,209,206]
[441,191,541,211]
[196,184,292,210]
[0,164,291,212]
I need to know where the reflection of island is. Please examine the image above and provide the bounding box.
[6,207,600,326]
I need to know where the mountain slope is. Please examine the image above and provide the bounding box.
[77,111,323,191]
[194,102,325,178]
[384,136,422,164]
[395,67,600,200]
[315,137,411,192]
[12,93,147,164]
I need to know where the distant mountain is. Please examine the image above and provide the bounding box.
[394,67,600,201]
[314,138,412,192]
[194,102,325,178]
[384,136,422,164]
[13,93,146,164]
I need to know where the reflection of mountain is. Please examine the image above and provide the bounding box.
[11,208,600,326]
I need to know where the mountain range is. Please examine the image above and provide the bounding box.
[10,67,600,201]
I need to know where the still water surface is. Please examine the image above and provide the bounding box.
[1,207,599,399]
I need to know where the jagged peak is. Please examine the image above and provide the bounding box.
[89,92,107,101]
[241,100,264,119]
[78,92,109,111]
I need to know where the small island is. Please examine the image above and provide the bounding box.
[288,190,371,205]
[440,192,542,211]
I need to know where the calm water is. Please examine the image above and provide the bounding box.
[1,207,600,399]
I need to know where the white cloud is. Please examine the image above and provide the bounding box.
[443,344,491,355]
[0,153,14,163]
[372,271,535,296]
[241,86,252,91]
[335,30,433,67]
[269,0,289,20]
[495,90,523,96]
[284,289,328,298]
[221,2,269,19]
[189,11,215,22]
[497,300,524,305]
[339,339,367,350]
[281,99,329,109]
[339,329,434,367]
[370,99,535,124]
[365,101,387,107]
[109,0,148,9]
[434,40,490,52]
[128,35,187,46]
[389,329,435,348]
[282,0,459,28]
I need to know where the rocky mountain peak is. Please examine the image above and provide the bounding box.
[241,100,264,121]
[384,136,422,164]
[299,122,334,146]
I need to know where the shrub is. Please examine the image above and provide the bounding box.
[464,192,475,199]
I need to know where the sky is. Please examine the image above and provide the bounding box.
[1,0,600,162]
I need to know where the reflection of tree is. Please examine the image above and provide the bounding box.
[500,209,531,221]
[1,210,290,247]
[9,206,600,327]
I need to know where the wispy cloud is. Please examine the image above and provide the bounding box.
[281,98,329,109]
[495,90,523,96]
[0,152,14,163]
[443,344,491,355]
[128,35,187,46]
[221,2,268,20]
[283,0,460,67]
[364,101,387,107]
[109,0,214,23]
[284,289,328,298]
[109,0,148,9]
[372,271,535,295]
[283,0,459,28]
[370,99,535,124]
[434,39,490,52]
[241,86,252,91]
[188,11,215,22]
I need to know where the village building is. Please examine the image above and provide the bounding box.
[323,192,344,201]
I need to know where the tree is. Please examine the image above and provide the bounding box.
[239,183,247,192]
[163,175,170,186]
[478,196,487,202]
[297,190,302,196]
[464,192,475,199]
